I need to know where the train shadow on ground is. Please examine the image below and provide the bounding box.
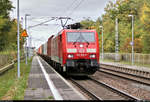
[70,76,89,80]
[40,56,90,80]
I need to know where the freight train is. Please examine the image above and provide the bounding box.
[37,29,100,76]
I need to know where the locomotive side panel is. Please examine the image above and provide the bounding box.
[58,34,63,65]
[62,30,67,66]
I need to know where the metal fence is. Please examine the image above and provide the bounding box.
[100,53,150,65]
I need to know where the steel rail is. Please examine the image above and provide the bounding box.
[89,77,141,101]
[99,67,150,86]
[70,78,103,100]
[100,63,150,78]
[100,65,150,80]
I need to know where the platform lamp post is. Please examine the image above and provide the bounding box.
[25,14,31,65]
[17,0,20,78]
[128,15,134,65]
[21,17,24,54]
[99,26,104,60]
[115,18,119,62]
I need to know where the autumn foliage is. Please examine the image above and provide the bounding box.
[80,0,150,54]
[0,0,24,52]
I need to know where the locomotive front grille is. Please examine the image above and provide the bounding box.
[66,59,99,75]
[66,59,99,68]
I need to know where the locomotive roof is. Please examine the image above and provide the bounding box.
[63,29,96,32]
[52,29,97,38]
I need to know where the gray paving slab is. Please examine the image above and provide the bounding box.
[24,56,53,100]
[38,57,87,100]
[24,88,53,100]
[24,56,86,100]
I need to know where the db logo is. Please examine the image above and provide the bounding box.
[78,49,85,53]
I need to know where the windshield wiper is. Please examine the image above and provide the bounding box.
[73,32,90,47]
[73,33,81,46]
[80,33,90,47]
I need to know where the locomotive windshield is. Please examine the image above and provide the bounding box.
[67,32,95,42]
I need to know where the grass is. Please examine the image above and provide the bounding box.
[0,50,24,60]
[0,58,32,100]
[48,96,54,100]
[0,50,17,55]
[32,88,36,90]
[102,59,150,68]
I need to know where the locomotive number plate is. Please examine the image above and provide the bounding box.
[77,54,87,57]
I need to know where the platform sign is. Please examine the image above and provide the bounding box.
[130,41,134,46]
[21,30,28,37]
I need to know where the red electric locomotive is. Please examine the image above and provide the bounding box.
[49,29,100,76]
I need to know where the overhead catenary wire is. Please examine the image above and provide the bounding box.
[53,0,80,31]
[27,0,76,29]
[69,0,85,16]
[29,0,86,42]
[61,0,77,16]
[54,0,85,30]
[28,18,55,29]
[26,0,76,26]
[64,0,85,24]
[25,0,86,31]
[63,0,85,28]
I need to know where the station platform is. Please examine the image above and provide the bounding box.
[24,56,86,100]
[100,61,150,73]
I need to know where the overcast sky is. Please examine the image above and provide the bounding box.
[10,0,115,48]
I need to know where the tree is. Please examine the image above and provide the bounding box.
[79,0,149,54]
[102,0,145,53]
[80,19,95,29]
[0,0,24,52]
[0,0,14,18]
[140,1,150,53]
[0,16,11,51]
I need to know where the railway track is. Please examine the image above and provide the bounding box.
[100,64,150,78]
[70,77,140,100]
[70,78,102,100]
[99,66,150,86]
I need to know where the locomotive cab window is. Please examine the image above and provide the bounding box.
[67,32,95,43]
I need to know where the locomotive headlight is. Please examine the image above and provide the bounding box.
[68,54,74,58]
[90,54,96,58]
[80,44,84,48]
